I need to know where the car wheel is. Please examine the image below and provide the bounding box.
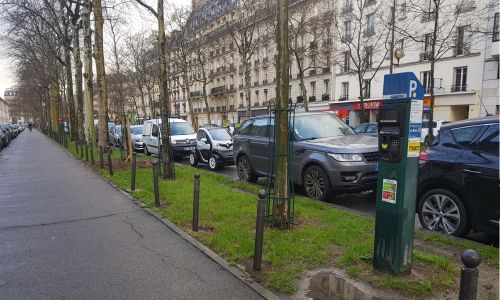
[418,188,469,237]
[208,154,220,170]
[237,155,258,183]
[189,152,198,167]
[144,145,150,156]
[303,165,334,202]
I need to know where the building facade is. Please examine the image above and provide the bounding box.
[0,97,9,123]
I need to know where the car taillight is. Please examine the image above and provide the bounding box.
[419,151,428,164]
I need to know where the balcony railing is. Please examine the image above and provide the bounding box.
[262,79,268,85]
[454,46,470,56]
[322,67,330,74]
[422,11,436,22]
[210,85,228,95]
[254,81,260,86]
[451,85,467,92]
[341,35,352,43]
[420,52,432,61]
[339,95,349,101]
[190,91,202,98]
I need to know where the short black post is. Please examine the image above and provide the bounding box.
[459,250,481,300]
[99,146,104,169]
[80,142,84,159]
[253,190,266,271]
[131,152,137,191]
[192,173,200,232]
[90,143,95,165]
[107,147,113,176]
[152,161,160,207]
[85,143,89,161]
[75,140,79,155]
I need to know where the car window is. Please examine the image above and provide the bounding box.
[477,125,499,155]
[130,127,142,135]
[366,124,378,133]
[209,128,231,140]
[452,126,481,148]
[238,120,254,135]
[249,118,268,137]
[355,124,367,133]
[170,122,195,135]
[295,114,355,141]
[152,124,159,137]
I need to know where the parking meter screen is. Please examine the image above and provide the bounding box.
[379,109,399,123]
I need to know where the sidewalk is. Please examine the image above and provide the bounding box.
[0,130,262,299]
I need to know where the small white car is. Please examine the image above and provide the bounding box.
[142,118,197,157]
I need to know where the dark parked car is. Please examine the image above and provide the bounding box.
[233,112,379,201]
[0,124,10,147]
[418,116,499,237]
[354,122,378,136]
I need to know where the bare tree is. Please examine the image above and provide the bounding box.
[82,0,96,144]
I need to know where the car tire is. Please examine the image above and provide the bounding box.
[189,152,198,167]
[208,154,220,171]
[237,155,258,183]
[418,188,470,237]
[144,145,150,156]
[303,165,334,202]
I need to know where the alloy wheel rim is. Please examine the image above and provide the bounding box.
[422,194,461,234]
[238,158,249,180]
[209,157,216,169]
[189,154,195,165]
[305,169,324,199]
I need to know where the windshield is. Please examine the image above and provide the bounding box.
[294,114,355,141]
[170,122,195,135]
[209,128,231,140]
[130,126,143,135]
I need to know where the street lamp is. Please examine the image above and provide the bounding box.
[394,49,405,66]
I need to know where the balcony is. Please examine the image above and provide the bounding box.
[309,41,318,50]
[309,95,317,102]
[339,95,349,101]
[364,29,375,37]
[453,46,470,56]
[341,35,352,43]
[262,79,268,85]
[254,81,260,86]
[238,104,244,109]
[422,11,436,22]
[239,84,244,89]
[451,85,467,92]
[229,105,235,111]
[322,94,330,101]
[322,67,330,74]
[190,91,202,98]
[362,92,371,99]
[253,102,260,107]
[309,70,317,76]
[210,85,228,96]
[229,84,235,91]
[230,63,236,72]
[419,52,432,61]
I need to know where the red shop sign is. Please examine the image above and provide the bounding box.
[353,100,382,110]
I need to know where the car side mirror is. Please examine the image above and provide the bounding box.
[200,138,208,144]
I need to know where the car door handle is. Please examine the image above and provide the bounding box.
[462,169,482,175]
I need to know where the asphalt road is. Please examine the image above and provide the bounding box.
[0,130,262,299]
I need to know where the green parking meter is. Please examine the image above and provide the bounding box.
[373,72,424,274]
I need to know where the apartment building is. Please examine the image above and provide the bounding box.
[0,97,9,123]
[162,0,497,127]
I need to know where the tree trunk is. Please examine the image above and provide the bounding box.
[183,71,196,129]
[157,0,173,179]
[74,24,84,142]
[202,83,212,124]
[92,0,110,149]
[138,85,147,118]
[50,80,60,133]
[274,0,290,229]
[64,44,77,140]
[83,0,96,145]
[244,59,252,118]
[300,74,308,111]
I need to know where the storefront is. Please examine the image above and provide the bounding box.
[330,99,383,126]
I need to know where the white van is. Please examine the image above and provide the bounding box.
[142,118,197,157]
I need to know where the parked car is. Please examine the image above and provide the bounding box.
[228,122,240,135]
[142,118,197,157]
[354,123,378,136]
[0,124,10,147]
[417,116,499,237]
[130,125,144,152]
[421,120,449,144]
[233,112,379,201]
[189,127,234,170]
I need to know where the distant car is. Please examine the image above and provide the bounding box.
[421,120,449,144]
[130,125,144,152]
[233,112,379,201]
[418,116,499,237]
[354,123,378,136]
[189,127,234,170]
[0,124,10,146]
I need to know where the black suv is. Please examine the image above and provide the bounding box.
[418,116,499,237]
[233,112,379,201]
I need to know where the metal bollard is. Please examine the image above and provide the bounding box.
[458,250,481,300]
[192,173,200,232]
[107,147,113,176]
[99,146,104,169]
[152,161,160,207]
[90,143,95,165]
[85,143,89,161]
[80,142,84,159]
[75,140,79,155]
[253,190,266,271]
[131,152,137,191]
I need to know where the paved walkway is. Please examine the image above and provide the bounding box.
[0,130,262,299]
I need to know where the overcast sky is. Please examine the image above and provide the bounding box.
[0,0,190,97]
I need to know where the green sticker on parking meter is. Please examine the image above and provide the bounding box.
[382,179,397,204]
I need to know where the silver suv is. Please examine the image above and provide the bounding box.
[233,112,379,201]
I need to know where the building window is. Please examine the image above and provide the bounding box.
[421,71,431,93]
[421,33,432,60]
[363,79,371,98]
[341,82,349,99]
[399,2,407,18]
[324,79,330,94]
[310,81,316,96]
[343,51,350,72]
[398,39,404,50]
[364,46,373,69]
[493,13,499,42]
[343,20,352,41]
[452,67,467,92]
[455,26,469,56]
[366,14,375,35]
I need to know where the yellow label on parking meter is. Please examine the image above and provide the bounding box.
[408,141,420,154]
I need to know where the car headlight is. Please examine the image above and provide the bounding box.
[216,143,232,149]
[170,139,176,145]
[327,153,363,162]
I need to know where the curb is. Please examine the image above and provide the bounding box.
[48,135,280,300]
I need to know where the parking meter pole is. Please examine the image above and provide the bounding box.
[459,250,481,300]
[107,147,113,176]
[253,190,266,271]
[152,161,160,207]
[192,174,200,232]
[131,152,137,192]
[373,73,424,274]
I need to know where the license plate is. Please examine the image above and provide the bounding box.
[374,163,379,171]
[185,147,195,151]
